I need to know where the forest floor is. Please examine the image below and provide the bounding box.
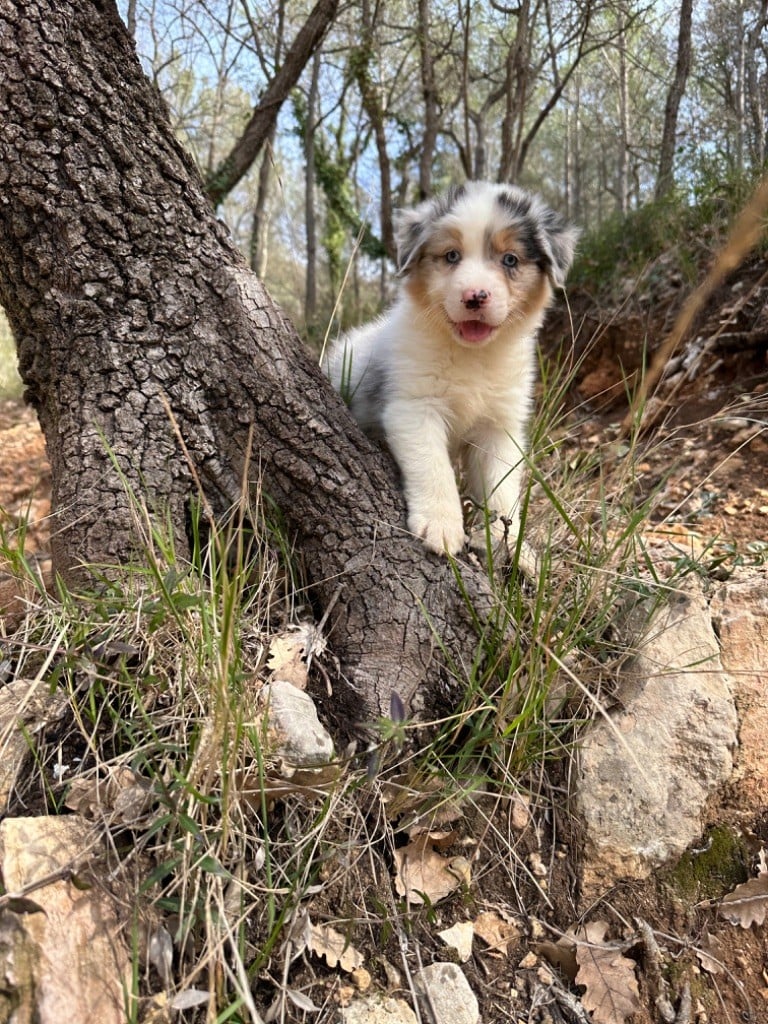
[1,255,767,1022]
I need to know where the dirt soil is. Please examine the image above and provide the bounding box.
[1,256,767,1022]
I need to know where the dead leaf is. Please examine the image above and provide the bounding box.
[380,770,469,829]
[266,633,308,688]
[168,989,211,1011]
[695,930,724,975]
[394,833,471,905]
[308,922,363,972]
[235,763,340,812]
[574,922,641,1024]
[473,910,520,957]
[534,936,578,982]
[64,765,155,823]
[266,621,326,690]
[719,871,768,928]
[149,925,173,987]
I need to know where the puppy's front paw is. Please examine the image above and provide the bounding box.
[408,508,466,556]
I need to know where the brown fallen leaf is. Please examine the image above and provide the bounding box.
[308,922,363,972]
[65,765,155,823]
[234,763,340,811]
[266,621,326,690]
[473,910,520,957]
[266,632,309,689]
[534,936,578,982]
[394,833,471,905]
[574,921,641,1024]
[380,769,476,829]
[695,930,724,975]
[719,871,768,928]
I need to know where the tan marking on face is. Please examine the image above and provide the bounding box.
[402,219,552,335]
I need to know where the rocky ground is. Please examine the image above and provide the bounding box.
[0,254,767,1022]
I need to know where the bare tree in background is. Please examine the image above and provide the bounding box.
[655,0,694,200]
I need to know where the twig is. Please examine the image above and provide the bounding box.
[673,980,692,1024]
[636,918,675,1023]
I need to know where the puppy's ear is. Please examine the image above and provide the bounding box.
[537,209,580,288]
[393,205,429,276]
[393,185,466,275]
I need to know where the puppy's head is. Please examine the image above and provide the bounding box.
[394,182,578,347]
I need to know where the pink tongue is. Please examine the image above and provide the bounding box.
[458,319,494,343]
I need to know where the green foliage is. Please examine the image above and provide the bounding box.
[570,167,768,298]
[291,88,386,285]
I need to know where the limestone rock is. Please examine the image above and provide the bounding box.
[340,993,418,1023]
[263,680,334,767]
[711,567,768,809]
[0,679,68,812]
[415,962,479,1024]
[438,919,474,962]
[577,584,737,897]
[0,816,131,1024]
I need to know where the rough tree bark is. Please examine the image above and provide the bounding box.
[0,0,500,728]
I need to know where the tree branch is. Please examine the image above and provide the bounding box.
[206,0,339,207]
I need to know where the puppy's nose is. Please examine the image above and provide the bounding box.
[462,289,490,310]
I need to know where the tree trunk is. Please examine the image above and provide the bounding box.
[304,54,320,329]
[249,130,275,277]
[655,0,693,200]
[0,0,498,729]
[417,0,439,199]
[616,12,630,215]
[355,0,395,261]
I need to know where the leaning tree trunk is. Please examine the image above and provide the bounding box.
[0,0,500,727]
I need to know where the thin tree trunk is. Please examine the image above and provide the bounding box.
[250,130,275,276]
[616,13,630,215]
[355,0,395,260]
[304,54,320,329]
[499,0,530,183]
[0,0,497,727]
[418,0,439,198]
[655,0,693,200]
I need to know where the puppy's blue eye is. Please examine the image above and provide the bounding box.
[502,252,518,269]
[445,250,461,265]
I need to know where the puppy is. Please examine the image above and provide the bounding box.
[325,181,577,557]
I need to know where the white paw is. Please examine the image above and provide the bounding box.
[408,507,466,556]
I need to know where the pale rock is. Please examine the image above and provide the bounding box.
[0,816,131,1024]
[710,567,768,809]
[577,583,737,897]
[262,680,334,767]
[340,993,418,1023]
[415,962,480,1024]
[0,679,68,811]
[437,920,474,962]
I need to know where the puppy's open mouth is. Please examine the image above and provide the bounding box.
[454,319,496,344]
